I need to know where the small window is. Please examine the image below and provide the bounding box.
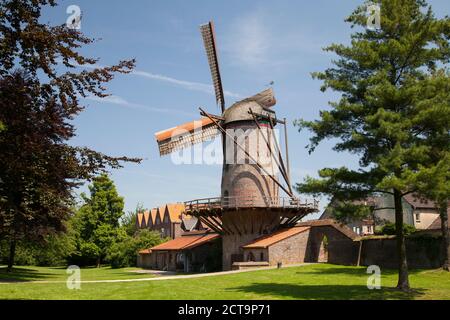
[260,252,264,261]
[415,213,421,223]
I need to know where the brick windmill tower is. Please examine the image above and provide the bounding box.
[155,21,318,270]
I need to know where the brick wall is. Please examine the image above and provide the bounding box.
[306,226,357,265]
[268,229,310,265]
[359,237,444,269]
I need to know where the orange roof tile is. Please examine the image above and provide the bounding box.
[150,232,219,251]
[149,208,157,225]
[165,203,185,223]
[155,206,165,223]
[143,210,150,227]
[139,249,152,254]
[155,118,214,142]
[137,213,144,228]
[297,219,357,239]
[242,226,310,249]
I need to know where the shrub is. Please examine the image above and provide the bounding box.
[379,223,416,236]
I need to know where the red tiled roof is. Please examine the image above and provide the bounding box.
[150,208,157,225]
[150,232,219,251]
[139,249,152,254]
[242,226,310,249]
[155,206,165,224]
[137,213,144,228]
[165,203,185,223]
[143,210,150,227]
[297,219,357,240]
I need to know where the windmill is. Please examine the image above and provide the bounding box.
[155,21,318,270]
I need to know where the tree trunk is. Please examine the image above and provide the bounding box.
[7,239,16,273]
[394,189,410,291]
[96,257,101,268]
[439,200,450,272]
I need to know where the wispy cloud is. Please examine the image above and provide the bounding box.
[131,69,241,98]
[223,9,326,69]
[85,95,196,117]
[224,10,271,68]
[75,62,240,99]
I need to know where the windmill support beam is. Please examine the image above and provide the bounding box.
[249,109,291,192]
[267,115,294,196]
[200,108,294,199]
[283,117,292,189]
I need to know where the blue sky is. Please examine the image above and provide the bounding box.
[42,0,449,219]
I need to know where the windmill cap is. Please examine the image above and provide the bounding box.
[223,100,276,124]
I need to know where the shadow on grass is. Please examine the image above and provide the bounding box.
[296,266,423,277]
[0,267,53,282]
[228,283,426,300]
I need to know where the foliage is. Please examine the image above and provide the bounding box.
[106,229,165,268]
[295,0,450,290]
[121,204,144,237]
[0,228,76,266]
[379,223,416,236]
[0,0,140,270]
[69,175,127,266]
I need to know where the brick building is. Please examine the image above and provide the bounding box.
[137,230,221,272]
[136,203,204,239]
[138,219,357,272]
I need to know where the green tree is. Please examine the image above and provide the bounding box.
[0,0,139,272]
[72,175,126,266]
[106,229,165,268]
[409,156,450,270]
[295,0,450,291]
[121,204,144,237]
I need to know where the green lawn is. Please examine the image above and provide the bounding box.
[0,264,449,300]
[0,265,152,282]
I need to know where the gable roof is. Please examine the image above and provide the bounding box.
[428,216,450,230]
[242,226,310,249]
[155,206,165,223]
[165,203,185,223]
[403,194,437,209]
[297,219,358,240]
[137,213,144,228]
[150,232,219,251]
[143,210,150,227]
[150,208,157,226]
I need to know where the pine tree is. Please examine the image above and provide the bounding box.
[296,0,450,291]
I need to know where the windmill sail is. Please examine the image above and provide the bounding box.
[200,21,225,112]
[155,118,220,156]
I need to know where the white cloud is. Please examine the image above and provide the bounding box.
[85,95,196,117]
[131,70,240,98]
[223,9,326,69]
[74,61,240,99]
[224,10,271,68]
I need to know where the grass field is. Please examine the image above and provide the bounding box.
[0,264,449,300]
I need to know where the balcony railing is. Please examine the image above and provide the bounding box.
[184,195,319,212]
